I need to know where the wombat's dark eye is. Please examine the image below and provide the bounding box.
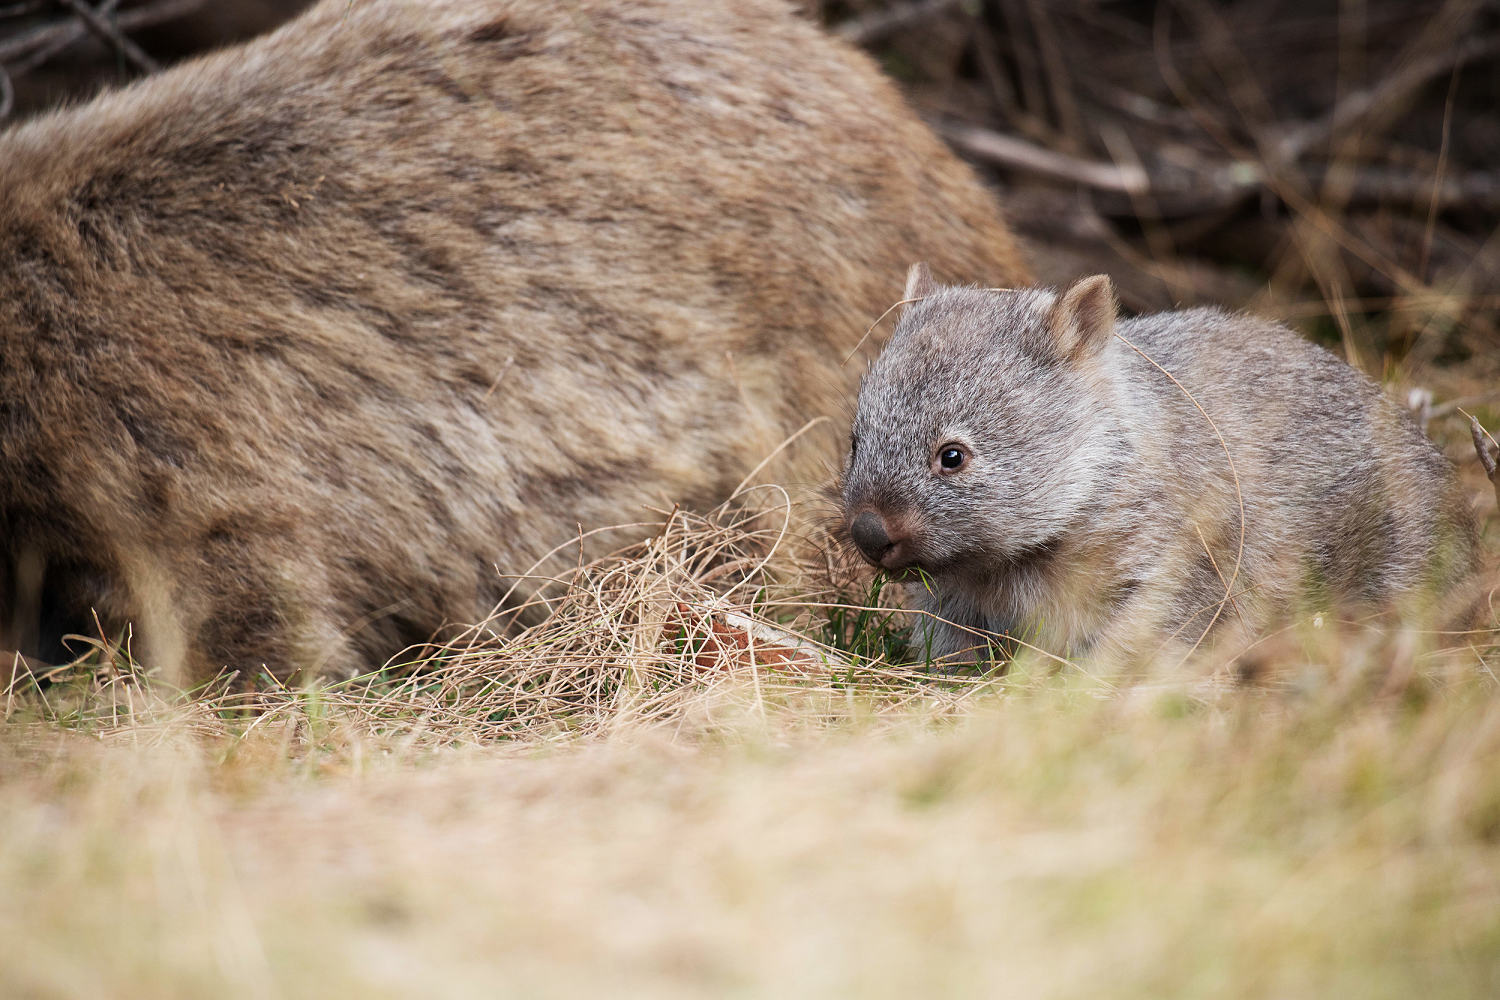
[938,446,967,471]
[849,434,859,459]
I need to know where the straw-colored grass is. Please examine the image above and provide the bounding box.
[3,490,1004,746]
[3,479,1498,998]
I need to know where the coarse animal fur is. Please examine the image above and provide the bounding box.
[839,266,1479,668]
[0,0,1029,684]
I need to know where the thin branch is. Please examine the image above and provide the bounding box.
[835,0,962,45]
[0,0,114,65]
[1023,0,1085,148]
[2,15,87,75]
[1322,162,1500,212]
[56,0,160,74]
[1275,34,1500,163]
[0,0,200,67]
[1419,66,1463,281]
[948,111,1500,234]
[940,120,1151,196]
[1463,410,1500,510]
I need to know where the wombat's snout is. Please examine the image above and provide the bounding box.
[849,511,913,569]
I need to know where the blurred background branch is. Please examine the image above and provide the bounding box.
[815,0,1498,392]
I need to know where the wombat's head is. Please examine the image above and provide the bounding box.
[839,265,1120,578]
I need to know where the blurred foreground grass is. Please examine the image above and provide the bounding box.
[3,508,1498,997]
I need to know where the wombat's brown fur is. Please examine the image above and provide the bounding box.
[839,267,1478,668]
[0,0,1028,683]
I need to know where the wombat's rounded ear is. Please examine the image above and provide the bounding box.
[903,262,937,302]
[1048,274,1116,360]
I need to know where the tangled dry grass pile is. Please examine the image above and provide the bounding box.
[4,491,1004,747]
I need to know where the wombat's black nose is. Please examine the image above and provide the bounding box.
[850,511,893,563]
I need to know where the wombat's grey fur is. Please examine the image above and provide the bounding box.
[0,0,1029,684]
[839,266,1478,667]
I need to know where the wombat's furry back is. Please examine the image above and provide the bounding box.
[0,0,1029,682]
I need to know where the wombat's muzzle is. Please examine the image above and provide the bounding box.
[849,511,914,570]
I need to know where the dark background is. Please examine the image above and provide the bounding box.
[4,0,1495,397]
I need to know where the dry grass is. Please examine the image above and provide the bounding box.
[3,486,1499,998]
[3,490,1004,746]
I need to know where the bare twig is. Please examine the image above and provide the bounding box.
[944,118,1498,218]
[835,0,961,45]
[0,0,116,65]
[1275,33,1500,164]
[940,121,1150,196]
[1023,0,1084,148]
[1330,162,1500,212]
[1429,392,1500,423]
[56,0,160,74]
[2,16,88,76]
[1419,65,1462,282]
[998,0,1051,138]
[0,0,200,67]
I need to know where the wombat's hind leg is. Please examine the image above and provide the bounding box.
[169,534,361,688]
[1,544,128,674]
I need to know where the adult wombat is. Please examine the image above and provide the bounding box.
[0,0,1028,683]
[840,266,1478,667]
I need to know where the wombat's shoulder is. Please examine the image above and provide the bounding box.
[1118,306,1337,359]
[1113,306,1383,416]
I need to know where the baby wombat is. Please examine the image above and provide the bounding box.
[0,0,1029,684]
[839,265,1479,667]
